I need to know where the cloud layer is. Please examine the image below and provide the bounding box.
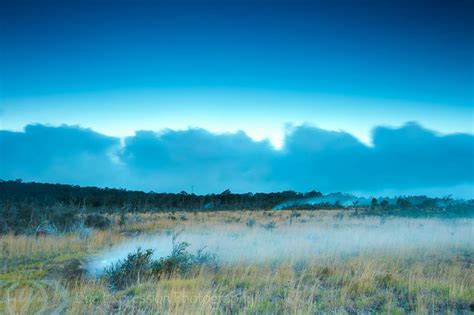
[1,123,473,196]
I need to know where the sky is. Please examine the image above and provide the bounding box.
[0,0,473,196]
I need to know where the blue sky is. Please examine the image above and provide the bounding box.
[0,0,473,195]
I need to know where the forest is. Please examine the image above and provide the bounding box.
[1,179,472,234]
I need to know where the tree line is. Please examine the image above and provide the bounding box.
[0,179,472,234]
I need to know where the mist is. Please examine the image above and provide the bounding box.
[88,216,473,275]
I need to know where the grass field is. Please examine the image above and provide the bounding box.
[1,210,473,314]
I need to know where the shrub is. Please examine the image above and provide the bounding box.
[104,240,217,289]
[290,211,301,218]
[104,248,154,290]
[52,210,80,232]
[85,214,111,229]
[119,212,127,227]
[151,239,217,277]
[289,211,301,224]
[78,223,92,240]
[35,221,58,236]
[151,241,193,277]
[262,221,276,230]
[193,247,218,271]
[246,218,256,228]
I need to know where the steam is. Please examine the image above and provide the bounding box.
[273,193,466,209]
[273,193,372,209]
[88,217,473,275]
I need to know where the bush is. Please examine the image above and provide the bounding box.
[104,248,154,290]
[246,218,256,228]
[104,240,217,289]
[78,223,92,240]
[151,238,217,277]
[35,221,58,236]
[290,211,301,218]
[194,247,217,265]
[262,221,276,230]
[151,241,193,277]
[85,214,111,229]
[52,210,80,232]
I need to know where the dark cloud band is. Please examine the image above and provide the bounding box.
[1,123,472,195]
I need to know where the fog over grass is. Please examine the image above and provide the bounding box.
[88,216,473,275]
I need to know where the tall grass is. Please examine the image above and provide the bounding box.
[1,210,472,314]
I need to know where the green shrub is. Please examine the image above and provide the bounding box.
[104,248,154,290]
[104,240,217,289]
[151,240,217,277]
[193,247,218,271]
[151,241,193,277]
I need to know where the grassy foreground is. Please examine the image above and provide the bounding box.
[1,210,473,314]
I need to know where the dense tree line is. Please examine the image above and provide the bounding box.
[0,179,322,211]
[0,180,322,233]
[1,180,472,234]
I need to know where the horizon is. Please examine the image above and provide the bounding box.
[3,178,474,202]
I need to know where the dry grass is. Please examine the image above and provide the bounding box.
[1,210,473,314]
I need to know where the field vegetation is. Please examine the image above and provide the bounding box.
[1,209,473,314]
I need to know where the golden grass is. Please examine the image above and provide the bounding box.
[1,210,473,314]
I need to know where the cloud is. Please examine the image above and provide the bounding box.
[120,128,275,192]
[1,122,473,196]
[275,122,474,193]
[0,124,122,186]
[369,122,474,189]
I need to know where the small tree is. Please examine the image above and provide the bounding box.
[396,197,412,209]
[119,211,126,227]
[371,197,379,209]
